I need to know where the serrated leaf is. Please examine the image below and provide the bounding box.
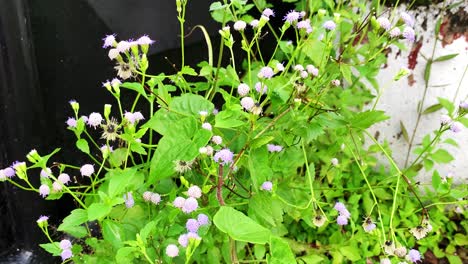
[102,220,124,249]
[350,110,389,129]
[108,168,137,198]
[180,66,198,76]
[422,104,443,115]
[430,149,454,163]
[58,209,88,233]
[438,97,455,115]
[269,236,297,264]
[76,138,90,154]
[87,203,112,221]
[213,206,271,244]
[434,53,458,62]
[39,242,61,256]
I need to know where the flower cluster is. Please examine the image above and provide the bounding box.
[143,191,162,205]
[59,239,73,261]
[334,202,351,226]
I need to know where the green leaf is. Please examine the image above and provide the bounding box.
[108,168,137,197]
[424,61,432,83]
[269,236,296,264]
[102,220,124,249]
[121,82,147,99]
[88,203,112,221]
[430,149,454,163]
[454,234,468,246]
[422,104,443,115]
[76,138,90,154]
[215,110,245,128]
[213,206,271,244]
[250,136,275,150]
[300,255,325,264]
[447,255,463,264]
[39,242,61,256]
[434,53,458,62]
[116,247,137,263]
[350,110,389,129]
[437,97,455,115]
[432,170,442,191]
[339,246,361,261]
[303,39,326,65]
[400,121,409,143]
[140,221,157,242]
[180,66,198,76]
[340,64,352,83]
[458,117,468,128]
[58,209,88,236]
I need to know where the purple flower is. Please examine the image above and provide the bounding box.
[401,12,414,27]
[61,249,73,261]
[267,144,283,152]
[108,49,119,60]
[178,234,188,247]
[306,65,319,76]
[440,114,451,125]
[241,97,255,111]
[331,158,339,166]
[460,101,468,109]
[233,21,247,31]
[331,80,341,86]
[39,184,50,198]
[284,10,300,23]
[182,197,199,213]
[377,17,391,30]
[197,213,210,226]
[150,193,161,205]
[300,71,308,78]
[275,63,284,72]
[255,82,268,94]
[389,27,401,37]
[323,20,336,30]
[186,218,200,233]
[188,185,202,199]
[87,112,103,128]
[407,249,421,263]
[59,239,72,250]
[58,173,70,185]
[380,258,391,264]
[450,122,463,133]
[237,83,250,97]
[297,19,312,33]
[102,34,116,48]
[125,111,144,125]
[363,218,376,232]
[80,164,94,177]
[36,215,49,224]
[187,232,200,240]
[260,181,273,191]
[213,149,234,166]
[337,214,348,225]
[334,202,347,212]
[250,19,259,28]
[211,135,223,145]
[0,170,6,181]
[137,35,155,46]
[258,66,274,79]
[40,167,52,178]
[201,122,212,131]
[52,181,63,192]
[166,244,179,257]
[116,40,131,53]
[3,167,15,178]
[293,64,304,71]
[403,27,415,42]
[124,192,134,208]
[143,191,152,201]
[173,197,186,208]
[262,8,274,18]
[66,117,77,128]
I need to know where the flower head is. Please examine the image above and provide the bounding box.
[410,225,428,240]
[394,246,407,258]
[37,215,49,225]
[61,249,73,261]
[237,83,250,96]
[39,184,50,198]
[380,258,391,264]
[323,20,336,30]
[116,40,131,53]
[182,197,198,213]
[60,239,72,250]
[275,63,284,72]
[297,19,312,33]
[337,214,348,225]
[197,213,210,226]
[124,192,134,208]
[250,19,259,28]
[202,122,212,131]
[173,197,186,208]
[331,80,341,86]
[260,181,273,191]
[407,249,421,263]
[3,167,15,178]
[267,144,283,152]
[233,21,247,31]
[362,217,376,232]
[101,118,120,141]
[66,117,77,128]
[137,35,155,46]
[174,160,194,174]
[389,27,401,37]
[165,244,179,258]
[213,149,234,166]
[188,185,202,199]
[255,82,268,94]
[331,158,339,166]
[284,10,300,24]
[108,49,119,60]
[313,215,326,227]
[150,193,161,205]
[186,218,200,233]
[40,167,52,178]
[102,34,116,48]
[211,135,223,145]
[377,17,391,30]
[241,97,255,111]
[124,111,144,125]
[52,181,63,192]
[143,191,152,202]
[460,101,468,110]
[403,27,415,42]
[258,66,274,79]
[178,234,188,247]
[87,112,103,128]
[440,114,451,125]
[400,12,414,27]
[306,65,319,76]
[450,122,463,133]
[80,164,94,177]
[262,8,274,18]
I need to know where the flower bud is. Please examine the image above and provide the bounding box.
[104,104,112,120]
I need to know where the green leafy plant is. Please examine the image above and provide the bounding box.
[1,0,466,263]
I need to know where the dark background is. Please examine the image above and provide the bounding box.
[0,0,220,262]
